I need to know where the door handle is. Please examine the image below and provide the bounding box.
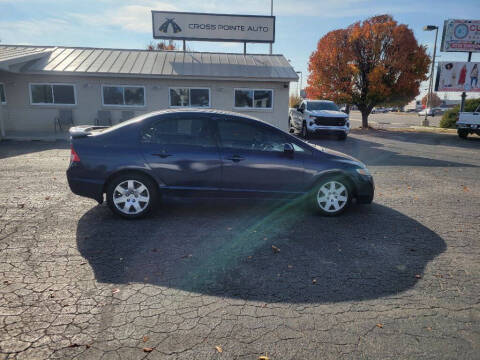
[226,155,245,162]
[152,152,172,158]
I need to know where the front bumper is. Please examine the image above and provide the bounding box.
[354,174,374,204]
[308,124,350,134]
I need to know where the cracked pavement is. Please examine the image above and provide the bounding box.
[0,129,479,359]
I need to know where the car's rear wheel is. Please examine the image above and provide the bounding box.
[458,129,468,139]
[106,173,157,219]
[311,177,351,216]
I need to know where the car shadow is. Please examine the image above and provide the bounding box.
[77,199,446,303]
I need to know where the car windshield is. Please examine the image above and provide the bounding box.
[307,101,339,111]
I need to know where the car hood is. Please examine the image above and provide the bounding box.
[311,144,364,166]
[308,110,347,118]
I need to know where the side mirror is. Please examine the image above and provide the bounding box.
[284,143,294,155]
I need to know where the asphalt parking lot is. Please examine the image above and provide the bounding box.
[349,110,442,128]
[1,130,479,359]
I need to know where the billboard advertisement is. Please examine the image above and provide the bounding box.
[441,19,480,52]
[152,11,275,43]
[435,61,480,92]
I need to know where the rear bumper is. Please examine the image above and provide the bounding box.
[457,123,480,131]
[67,168,104,203]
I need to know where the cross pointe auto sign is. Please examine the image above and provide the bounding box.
[152,11,275,43]
[441,19,480,52]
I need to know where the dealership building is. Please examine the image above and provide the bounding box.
[0,44,297,140]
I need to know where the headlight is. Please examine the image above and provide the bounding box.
[356,168,371,176]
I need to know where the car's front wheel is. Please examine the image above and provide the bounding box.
[311,177,351,216]
[106,173,158,219]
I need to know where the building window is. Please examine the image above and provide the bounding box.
[30,84,76,105]
[0,83,6,104]
[234,89,273,109]
[102,85,145,106]
[169,88,210,107]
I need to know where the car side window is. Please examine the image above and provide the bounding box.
[141,117,216,147]
[217,119,289,152]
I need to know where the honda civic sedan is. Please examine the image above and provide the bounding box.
[67,109,374,218]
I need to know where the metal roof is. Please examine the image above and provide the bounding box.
[0,45,298,81]
[0,46,53,69]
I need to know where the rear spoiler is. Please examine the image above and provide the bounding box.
[69,125,109,138]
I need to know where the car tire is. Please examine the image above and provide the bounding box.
[337,133,347,141]
[311,176,351,216]
[106,173,158,219]
[458,129,468,139]
[302,122,309,139]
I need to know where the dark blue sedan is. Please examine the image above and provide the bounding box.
[67,109,374,218]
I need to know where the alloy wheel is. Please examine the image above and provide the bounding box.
[317,181,348,213]
[113,180,150,215]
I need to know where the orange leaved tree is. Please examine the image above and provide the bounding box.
[306,15,430,128]
[147,40,176,51]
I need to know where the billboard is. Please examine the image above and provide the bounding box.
[152,11,275,43]
[441,19,480,52]
[435,61,480,92]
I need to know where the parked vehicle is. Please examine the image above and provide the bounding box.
[457,105,480,139]
[417,108,436,116]
[67,110,374,218]
[288,100,350,140]
[371,107,388,114]
[432,107,446,115]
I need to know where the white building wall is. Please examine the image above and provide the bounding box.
[0,72,290,135]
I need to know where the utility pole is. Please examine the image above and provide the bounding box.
[269,0,273,55]
[296,71,303,97]
[423,25,438,127]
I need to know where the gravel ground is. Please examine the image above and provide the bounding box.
[0,129,479,360]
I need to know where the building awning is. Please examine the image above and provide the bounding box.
[0,45,298,82]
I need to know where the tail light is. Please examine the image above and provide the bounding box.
[70,145,80,163]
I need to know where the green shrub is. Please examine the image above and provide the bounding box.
[440,98,480,128]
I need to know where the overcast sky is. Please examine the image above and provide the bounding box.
[1,0,479,100]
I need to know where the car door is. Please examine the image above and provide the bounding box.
[140,114,222,194]
[215,116,307,197]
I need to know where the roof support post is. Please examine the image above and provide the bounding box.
[244,42,247,55]
[183,40,186,52]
